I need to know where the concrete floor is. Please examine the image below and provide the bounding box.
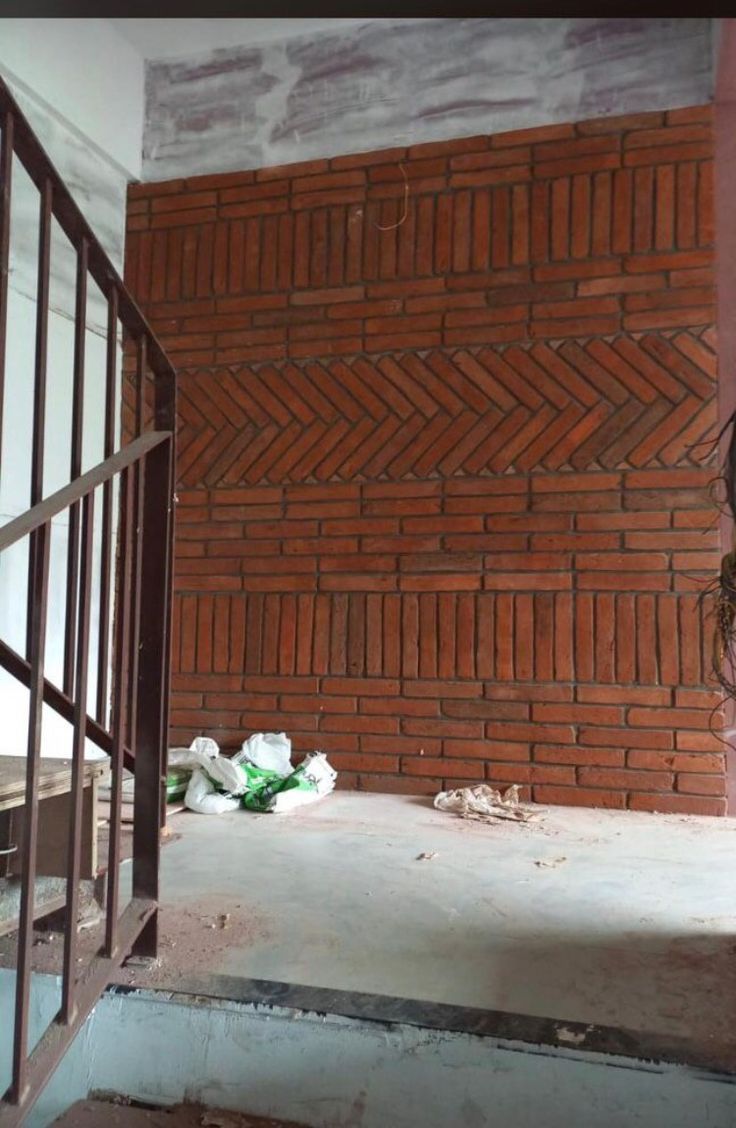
[54,1099,307,1126]
[115,792,736,1049]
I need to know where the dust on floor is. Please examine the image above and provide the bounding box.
[53,1099,307,1127]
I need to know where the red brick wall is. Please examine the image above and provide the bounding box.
[125,104,726,814]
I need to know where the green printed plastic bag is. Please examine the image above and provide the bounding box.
[166,766,191,802]
[241,752,337,814]
[240,763,287,810]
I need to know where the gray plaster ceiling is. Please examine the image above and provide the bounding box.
[110,18,429,61]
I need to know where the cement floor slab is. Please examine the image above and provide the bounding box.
[114,793,736,1050]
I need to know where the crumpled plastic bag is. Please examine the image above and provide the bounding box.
[234,731,292,775]
[169,736,219,771]
[243,751,337,814]
[185,767,241,815]
[267,752,336,813]
[177,737,249,815]
[433,783,534,824]
[172,732,337,816]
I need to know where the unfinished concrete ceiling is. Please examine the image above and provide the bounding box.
[110,18,427,61]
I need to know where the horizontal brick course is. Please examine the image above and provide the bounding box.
[129,104,723,811]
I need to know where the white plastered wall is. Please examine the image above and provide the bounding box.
[0,20,144,757]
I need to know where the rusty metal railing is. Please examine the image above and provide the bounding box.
[0,73,176,1125]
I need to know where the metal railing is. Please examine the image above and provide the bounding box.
[0,73,176,1125]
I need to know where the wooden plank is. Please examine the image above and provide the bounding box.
[7,783,97,880]
[0,757,106,813]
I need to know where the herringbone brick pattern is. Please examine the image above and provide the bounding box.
[126,103,725,814]
[172,331,715,486]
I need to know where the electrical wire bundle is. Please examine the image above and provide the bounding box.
[710,409,736,699]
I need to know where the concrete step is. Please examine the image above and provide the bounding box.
[53,1099,308,1127]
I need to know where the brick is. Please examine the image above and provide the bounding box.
[676,773,726,796]
[534,153,621,178]
[445,740,530,761]
[623,142,711,167]
[628,793,726,816]
[675,730,724,752]
[256,158,330,182]
[486,722,575,744]
[627,750,723,772]
[576,686,670,706]
[360,774,440,795]
[494,123,576,148]
[579,767,674,790]
[578,272,666,296]
[576,111,664,135]
[218,180,288,204]
[129,178,185,200]
[534,786,626,809]
[532,703,624,725]
[575,552,667,571]
[331,147,407,170]
[293,170,366,193]
[535,745,624,767]
[580,726,674,750]
[666,106,711,126]
[450,164,530,189]
[624,249,711,273]
[534,134,620,161]
[450,146,530,172]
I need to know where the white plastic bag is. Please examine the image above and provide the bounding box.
[206,756,248,796]
[268,752,337,813]
[177,736,249,813]
[234,731,292,775]
[184,768,240,815]
[169,735,220,771]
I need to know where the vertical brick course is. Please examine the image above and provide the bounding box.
[126,104,724,813]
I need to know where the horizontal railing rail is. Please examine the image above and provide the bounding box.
[0,432,170,554]
[0,637,133,767]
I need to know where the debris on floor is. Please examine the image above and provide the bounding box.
[53,1097,310,1127]
[534,856,567,868]
[169,733,337,816]
[434,783,535,824]
[416,851,439,861]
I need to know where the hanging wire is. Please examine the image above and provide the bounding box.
[708,407,736,699]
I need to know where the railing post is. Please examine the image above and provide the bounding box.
[63,237,88,697]
[96,286,119,726]
[153,350,176,827]
[11,521,50,1104]
[61,490,94,1023]
[0,110,13,473]
[105,466,133,957]
[131,435,173,956]
[26,178,52,660]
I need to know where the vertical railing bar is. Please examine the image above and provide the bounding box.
[0,109,14,474]
[135,334,146,439]
[131,439,170,959]
[95,286,118,725]
[125,334,146,754]
[62,237,88,697]
[126,445,145,753]
[61,490,94,1024]
[154,369,176,829]
[25,177,52,660]
[11,521,50,1103]
[105,467,133,957]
